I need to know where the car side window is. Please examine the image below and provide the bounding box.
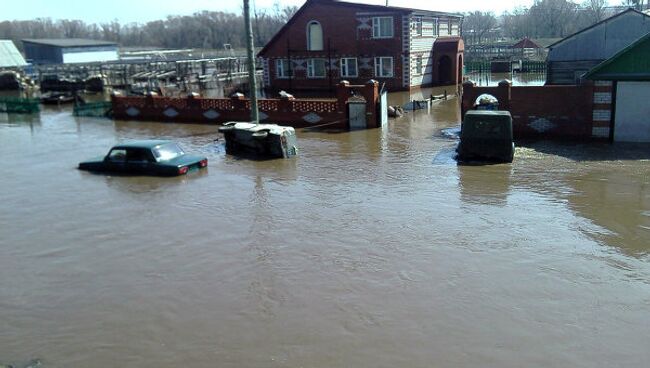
[107,149,127,162]
[127,149,153,163]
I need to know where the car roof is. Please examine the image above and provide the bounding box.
[112,140,174,150]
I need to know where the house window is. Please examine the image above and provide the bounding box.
[307,21,323,51]
[415,55,423,75]
[448,19,453,35]
[276,59,292,79]
[414,17,423,36]
[372,17,394,38]
[374,57,393,78]
[307,59,326,78]
[340,58,358,78]
[433,18,438,36]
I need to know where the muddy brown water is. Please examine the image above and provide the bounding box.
[1,90,650,368]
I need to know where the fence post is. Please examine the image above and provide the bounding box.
[364,79,379,128]
[230,92,248,118]
[336,80,351,113]
[497,79,512,111]
[461,80,476,119]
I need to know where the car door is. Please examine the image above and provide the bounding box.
[104,148,127,172]
[126,148,155,174]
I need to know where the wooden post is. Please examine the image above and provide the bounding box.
[243,0,259,124]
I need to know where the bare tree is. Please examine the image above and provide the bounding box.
[0,4,299,51]
[462,11,498,44]
[584,0,608,22]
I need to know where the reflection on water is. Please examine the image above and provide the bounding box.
[569,169,650,256]
[1,100,650,368]
[459,164,512,206]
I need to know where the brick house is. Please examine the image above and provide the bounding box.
[257,0,464,93]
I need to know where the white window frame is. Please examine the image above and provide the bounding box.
[307,21,323,51]
[413,17,423,36]
[275,59,292,79]
[374,57,394,78]
[372,17,394,39]
[307,58,326,78]
[340,57,358,78]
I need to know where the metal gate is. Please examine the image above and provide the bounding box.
[614,81,650,142]
[379,89,388,127]
[348,97,366,130]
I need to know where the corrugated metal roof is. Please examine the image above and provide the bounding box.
[586,33,650,80]
[22,38,118,47]
[0,40,27,68]
[547,8,650,49]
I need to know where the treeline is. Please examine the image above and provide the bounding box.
[0,4,298,50]
[462,0,648,44]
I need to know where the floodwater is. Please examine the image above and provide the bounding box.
[2,92,650,368]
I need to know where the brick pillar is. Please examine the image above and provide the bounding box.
[497,79,511,111]
[336,80,351,113]
[364,79,379,128]
[461,80,476,119]
[591,80,613,140]
[278,92,295,113]
[230,92,248,118]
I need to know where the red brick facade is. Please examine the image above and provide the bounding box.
[258,0,463,93]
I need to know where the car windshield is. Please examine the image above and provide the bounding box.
[152,143,185,161]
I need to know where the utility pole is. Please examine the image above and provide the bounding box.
[243,0,259,124]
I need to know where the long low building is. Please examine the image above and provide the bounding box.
[22,38,119,64]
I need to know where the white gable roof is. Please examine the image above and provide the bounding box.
[0,40,27,68]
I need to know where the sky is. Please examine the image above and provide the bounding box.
[2,0,537,24]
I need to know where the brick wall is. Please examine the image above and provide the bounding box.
[112,80,381,130]
[461,80,599,140]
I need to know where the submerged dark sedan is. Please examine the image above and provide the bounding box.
[78,140,208,176]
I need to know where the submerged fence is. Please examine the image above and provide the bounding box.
[0,96,40,114]
[73,101,113,118]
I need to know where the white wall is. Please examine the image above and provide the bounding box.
[614,81,650,142]
[62,50,118,64]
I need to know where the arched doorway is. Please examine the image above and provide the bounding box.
[438,55,452,84]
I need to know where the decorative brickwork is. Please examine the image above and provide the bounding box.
[112,80,381,130]
[461,80,597,140]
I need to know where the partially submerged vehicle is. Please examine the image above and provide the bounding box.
[457,110,515,163]
[78,140,208,176]
[40,91,76,105]
[0,71,22,90]
[218,122,298,159]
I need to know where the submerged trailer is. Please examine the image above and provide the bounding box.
[218,122,298,159]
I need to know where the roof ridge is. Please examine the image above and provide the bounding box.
[548,8,650,49]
